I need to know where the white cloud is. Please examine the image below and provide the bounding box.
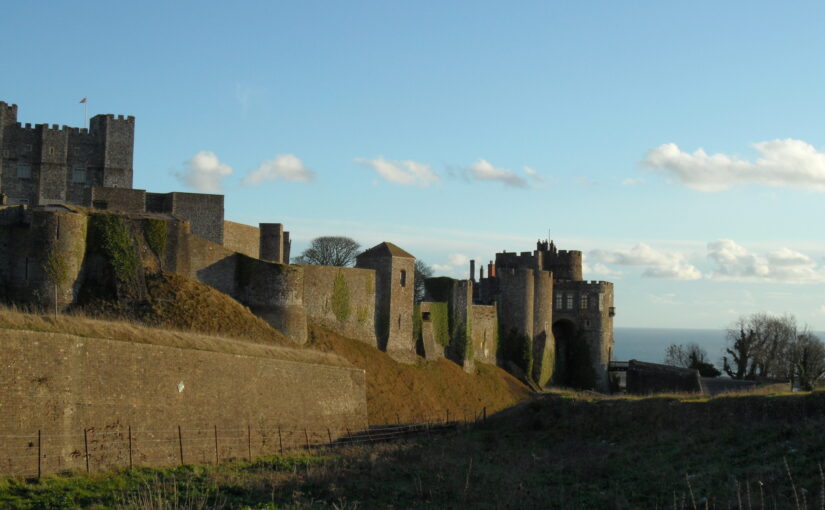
[583,262,623,278]
[523,166,543,182]
[643,139,825,192]
[589,243,701,280]
[447,253,470,266]
[355,157,439,187]
[243,154,315,185]
[707,240,825,283]
[176,151,233,193]
[466,159,528,188]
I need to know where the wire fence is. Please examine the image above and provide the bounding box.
[0,407,489,479]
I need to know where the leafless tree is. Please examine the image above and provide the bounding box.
[414,260,433,303]
[664,342,720,377]
[789,330,825,390]
[293,236,361,267]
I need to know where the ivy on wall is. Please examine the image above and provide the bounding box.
[332,271,351,322]
[143,218,168,259]
[88,214,139,283]
[428,302,451,347]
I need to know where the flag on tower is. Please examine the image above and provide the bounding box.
[79,97,87,104]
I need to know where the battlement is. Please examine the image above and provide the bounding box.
[0,101,17,121]
[94,113,135,122]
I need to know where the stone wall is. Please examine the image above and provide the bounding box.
[223,220,260,258]
[147,192,224,245]
[85,187,147,213]
[470,304,497,364]
[302,265,377,348]
[0,330,367,476]
[626,360,701,395]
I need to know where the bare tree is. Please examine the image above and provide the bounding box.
[293,236,361,267]
[414,260,433,303]
[664,342,720,377]
[722,313,800,381]
[789,330,825,390]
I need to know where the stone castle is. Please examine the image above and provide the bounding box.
[0,100,615,391]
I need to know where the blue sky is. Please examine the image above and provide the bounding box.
[5,1,825,329]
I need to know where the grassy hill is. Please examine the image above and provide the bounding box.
[5,390,825,509]
[79,272,291,346]
[306,324,530,425]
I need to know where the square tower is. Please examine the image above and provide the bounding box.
[356,242,415,360]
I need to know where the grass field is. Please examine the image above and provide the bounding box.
[4,390,825,509]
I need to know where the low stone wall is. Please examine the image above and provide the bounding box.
[223,220,260,258]
[0,330,367,476]
[626,360,701,395]
[302,265,377,347]
[471,304,497,364]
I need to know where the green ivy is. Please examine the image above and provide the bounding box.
[143,218,168,259]
[88,214,139,283]
[331,271,351,322]
[428,302,451,347]
[356,305,369,325]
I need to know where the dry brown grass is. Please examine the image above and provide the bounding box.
[305,324,531,425]
[81,272,291,347]
[0,306,350,367]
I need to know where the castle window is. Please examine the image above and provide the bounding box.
[422,311,431,321]
[566,294,574,310]
[48,146,54,156]
[580,294,588,309]
[17,163,31,179]
[584,319,591,328]
[400,269,407,287]
[555,293,563,310]
[72,168,86,183]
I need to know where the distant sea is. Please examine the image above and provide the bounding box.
[613,328,727,364]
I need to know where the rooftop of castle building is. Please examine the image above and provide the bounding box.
[357,242,415,260]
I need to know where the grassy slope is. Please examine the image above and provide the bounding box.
[6,391,825,509]
[81,272,290,346]
[306,324,531,425]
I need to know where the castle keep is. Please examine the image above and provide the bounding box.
[0,100,616,388]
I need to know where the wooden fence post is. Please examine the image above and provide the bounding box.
[327,427,332,445]
[84,428,90,474]
[214,425,219,464]
[247,424,252,462]
[177,425,184,466]
[278,427,284,456]
[304,428,310,450]
[128,426,133,470]
[37,430,41,479]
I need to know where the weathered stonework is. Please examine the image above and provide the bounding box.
[471,239,616,392]
[0,330,367,475]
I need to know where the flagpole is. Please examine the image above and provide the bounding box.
[84,101,87,129]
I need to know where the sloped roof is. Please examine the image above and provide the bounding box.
[357,242,415,260]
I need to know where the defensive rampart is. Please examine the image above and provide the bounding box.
[0,330,367,476]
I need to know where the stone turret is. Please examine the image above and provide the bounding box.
[356,242,415,362]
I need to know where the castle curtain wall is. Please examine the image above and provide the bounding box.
[0,330,367,476]
[301,265,378,348]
